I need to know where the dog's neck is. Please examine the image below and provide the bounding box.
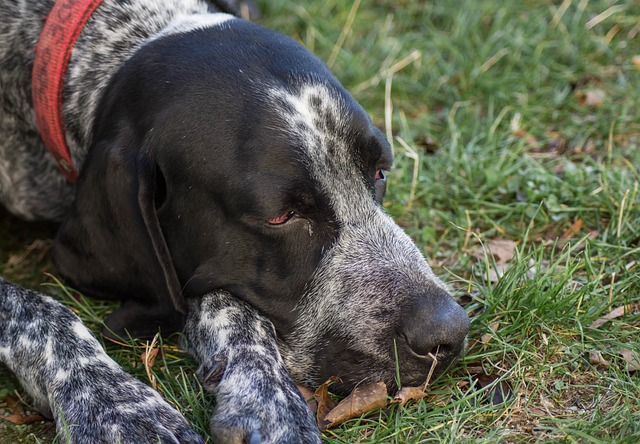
[60,0,228,172]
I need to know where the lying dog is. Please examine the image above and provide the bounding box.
[0,0,470,442]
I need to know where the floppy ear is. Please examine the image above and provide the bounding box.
[53,136,185,339]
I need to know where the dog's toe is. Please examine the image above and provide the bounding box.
[211,426,259,444]
[209,407,319,444]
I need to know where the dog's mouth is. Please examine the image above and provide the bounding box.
[399,338,466,386]
[283,329,467,396]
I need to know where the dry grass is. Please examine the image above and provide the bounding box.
[2,0,640,442]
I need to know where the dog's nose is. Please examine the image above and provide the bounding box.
[401,288,469,358]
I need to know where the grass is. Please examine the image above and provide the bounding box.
[2,0,640,442]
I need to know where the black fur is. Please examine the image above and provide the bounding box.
[0,1,469,442]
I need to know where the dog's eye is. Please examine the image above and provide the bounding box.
[374,169,387,204]
[268,211,295,225]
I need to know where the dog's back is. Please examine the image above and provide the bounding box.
[0,0,230,221]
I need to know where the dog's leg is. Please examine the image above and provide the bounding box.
[184,291,320,444]
[0,278,203,444]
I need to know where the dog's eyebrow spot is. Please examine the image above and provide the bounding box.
[268,84,375,220]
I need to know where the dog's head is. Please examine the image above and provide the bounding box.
[54,17,468,392]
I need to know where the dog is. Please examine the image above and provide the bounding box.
[0,0,470,442]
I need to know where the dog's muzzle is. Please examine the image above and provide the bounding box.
[397,287,469,385]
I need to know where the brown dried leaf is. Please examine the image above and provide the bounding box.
[314,377,340,429]
[578,89,606,107]
[490,239,516,264]
[475,374,513,405]
[141,347,159,369]
[1,413,47,425]
[560,218,584,240]
[590,304,636,329]
[472,239,515,283]
[569,230,600,253]
[392,386,428,406]
[323,382,387,428]
[480,322,500,344]
[487,263,509,283]
[512,128,527,138]
[589,351,610,368]
[297,385,318,415]
[532,137,568,155]
[465,365,485,375]
[633,55,640,67]
[473,239,516,265]
[620,349,640,372]
[4,395,24,416]
[297,385,315,402]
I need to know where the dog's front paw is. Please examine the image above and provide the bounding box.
[199,354,320,444]
[51,366,203,444]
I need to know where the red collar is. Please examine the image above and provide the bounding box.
[32,0,104,184]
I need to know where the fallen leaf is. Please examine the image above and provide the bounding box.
[512,128,527,138]
[141,347,159,369]
[487,263,509,283]
[297,385,315,402]
[568,230,599,253]
[528,406,547,416]
[314,377,340,429]
[480,322,500,344]
[486,239,516,264]
[533,137,568,155]
[475,374,513,405]
[632,55,640,67]
[577,88,606,107]
[1,413,47,425]
[4,396,24,416]
[560,219,583,240]
[392,386,428,406]
[620,349,640,372]
[323,382,387,428]
[589,351,610,368]
[590,304,637,329]
[297,385,318,415]
[465,365,485,375]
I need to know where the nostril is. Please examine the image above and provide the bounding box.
[401,289,470,359]
[406,338,457,359]
[428,344,453,357]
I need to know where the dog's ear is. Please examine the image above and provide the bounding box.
[53,137,184,340]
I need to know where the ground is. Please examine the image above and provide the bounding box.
[1,0,640,442]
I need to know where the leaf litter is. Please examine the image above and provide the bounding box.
[620,349,640,372]
[472,238,517,283]
[1,395,47,426]
[589,303,638,329]
[588,304,640,372]
[323,382,387,428]
[305,377,439,429]
[304,362,514,429]
[392,386,428,406]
